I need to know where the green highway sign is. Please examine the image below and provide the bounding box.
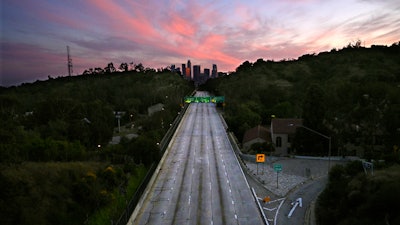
[211,96,225,103]
[274,164,282,172]
[184,96,225,104]
[184,96,196,103]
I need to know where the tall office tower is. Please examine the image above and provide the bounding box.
[204,68,210,78]
[186,67,191,80]
[212,64,217,78]
[193,65,201,83]
[182,64,187,78]
[187,60,192,79]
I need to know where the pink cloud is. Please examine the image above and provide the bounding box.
[86,0,162,42]
[2,0,399,86]
[164,13,197,37]
[38,0,248,72]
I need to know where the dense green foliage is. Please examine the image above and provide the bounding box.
[0,69,193,224]
[1,70,192,162]
[203,43,400,159]
[316,162,400,225]
[243,142,275,155]
[0,162,147,225]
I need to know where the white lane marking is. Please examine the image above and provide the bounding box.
[188,195,191,205]
[235,214,237,219]
[263,207,277,211]
[268,197,286,203]
[232,200,234,205]
[229,188,232,193]
[274,198,286,225]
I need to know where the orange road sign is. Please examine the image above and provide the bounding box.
[256,154,265,163]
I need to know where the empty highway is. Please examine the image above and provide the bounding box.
[129,91,263,225]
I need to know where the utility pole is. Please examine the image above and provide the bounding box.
[67,46,73,76]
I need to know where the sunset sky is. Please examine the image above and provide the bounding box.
[1,0,399,86]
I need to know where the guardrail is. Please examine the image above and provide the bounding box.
[113,97,191,225]
[220,114,269,225]
[113,162,156,225]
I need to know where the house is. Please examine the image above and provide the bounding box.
[270,118,303,155]
[242,125,272,151]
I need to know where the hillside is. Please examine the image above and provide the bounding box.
[0,70,194,225]
[203,42,400,159]
[203,43,400,224]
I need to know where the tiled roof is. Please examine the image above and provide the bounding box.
[242,125,271,143]
[271,118,303,134]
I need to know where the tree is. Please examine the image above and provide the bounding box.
[94,67,104,74]
[119,63,128,72]
[134,63,144,72]
[346,39,362,49]
[104,62,116,73]
[82,69,91,75]
[294,84,329,154]
[125,136,160,165]
[83,68,95,75]
[235,60,252,73]
[84,100,114,148]
[302,84,326,128]
[316,163,400,225]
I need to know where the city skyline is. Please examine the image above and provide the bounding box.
[1,0,399,86]
[176,59,217,82]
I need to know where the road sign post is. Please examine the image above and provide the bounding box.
[273,164,282,188]
[256,154,265,175]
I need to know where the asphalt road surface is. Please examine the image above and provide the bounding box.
[129,91,263,225]
[276,177,327,225]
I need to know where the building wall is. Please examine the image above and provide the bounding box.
[272,133,290,155]
[212,64,217,78]
[185,67,191,80]
[182,64,186,78]
[187,60,191,79]
[204,68,210,78]
[193,65,201,83]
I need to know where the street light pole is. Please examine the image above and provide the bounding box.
[289,124,332,171]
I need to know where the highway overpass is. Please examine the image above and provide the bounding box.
[128,91,264,225]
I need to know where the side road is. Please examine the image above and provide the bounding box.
[242,157,346,225]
